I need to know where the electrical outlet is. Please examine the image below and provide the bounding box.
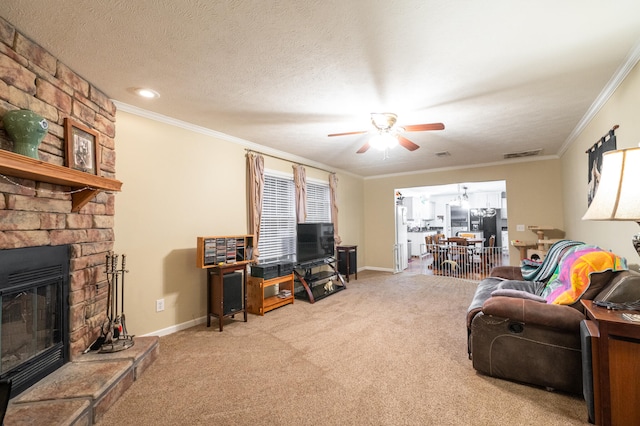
[517,224,525,232]
[156,298,165,312]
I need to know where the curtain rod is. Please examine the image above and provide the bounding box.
[245,149,335,174]
[585,124,619,153]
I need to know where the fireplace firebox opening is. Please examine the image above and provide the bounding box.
[0,245,70,398]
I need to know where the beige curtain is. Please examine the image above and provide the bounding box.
[247,152,264,261]
[329,173,342,245]
[293,164,307,224]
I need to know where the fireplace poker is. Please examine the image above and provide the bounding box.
[113,253,119,338]
[120,254,129,337]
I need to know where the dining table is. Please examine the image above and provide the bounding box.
[440,237,485,247]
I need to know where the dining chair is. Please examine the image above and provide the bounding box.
[480,234,498,274]
[445,237,474,275]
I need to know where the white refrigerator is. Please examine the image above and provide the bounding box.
[395,205,408,271]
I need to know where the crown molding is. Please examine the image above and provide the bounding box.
[112,101,360,179]
[558,39,640,156]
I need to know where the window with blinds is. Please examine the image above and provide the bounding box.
[306,180,331,223]
[258,173,296,263]
[257,173,331,263]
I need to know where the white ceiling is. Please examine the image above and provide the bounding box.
[2,1,640,177]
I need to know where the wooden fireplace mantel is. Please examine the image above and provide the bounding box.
[0,149,122,212]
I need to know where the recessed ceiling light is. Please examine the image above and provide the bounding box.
[129,87,160,99]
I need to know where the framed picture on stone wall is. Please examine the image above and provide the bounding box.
[64,118,99,175]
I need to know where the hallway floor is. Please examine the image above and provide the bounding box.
[404,252,511,280]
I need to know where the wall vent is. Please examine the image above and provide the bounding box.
[503,148,542,159]
[435,151,451,157]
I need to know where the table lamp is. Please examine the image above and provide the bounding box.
[582,147,640,256]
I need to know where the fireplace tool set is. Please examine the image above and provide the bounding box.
[96,253,134,353]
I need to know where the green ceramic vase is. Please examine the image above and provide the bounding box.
[2,109,49,159]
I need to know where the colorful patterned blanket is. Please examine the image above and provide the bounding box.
[520,239,584,283]
[540,245,627,305]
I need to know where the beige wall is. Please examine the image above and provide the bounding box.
[113,111,364,336]
[561,61,640,268]
[114,60,639,336]
[363,159,565,270]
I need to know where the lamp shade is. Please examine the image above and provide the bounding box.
[582,147,640,221]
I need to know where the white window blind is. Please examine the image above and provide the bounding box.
[258,173,296,263]
[306,180,331,223]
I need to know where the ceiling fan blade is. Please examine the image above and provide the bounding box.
[356,142,371,154]
[328,130,368,137]
[397,135,420,151]
[402,123,445,132]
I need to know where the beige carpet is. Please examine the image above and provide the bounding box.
[96,270,588,426]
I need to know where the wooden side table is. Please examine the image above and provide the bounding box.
[337,245,357,282]
[207,262,249,331]
[581,300,640,425]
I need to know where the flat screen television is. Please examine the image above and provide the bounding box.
[296,222,335,263]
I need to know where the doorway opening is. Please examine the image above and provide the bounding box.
[394,180,509,277]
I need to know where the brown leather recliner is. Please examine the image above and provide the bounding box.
[467,265,640,395]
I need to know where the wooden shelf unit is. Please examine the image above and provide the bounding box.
[0,149,122,212]
[196,234,254,330]
[196,234,254,268]
[247,273,294,315]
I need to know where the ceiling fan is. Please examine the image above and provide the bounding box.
[328,113,445,154]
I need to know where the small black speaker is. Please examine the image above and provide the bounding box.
[223,272,243,315]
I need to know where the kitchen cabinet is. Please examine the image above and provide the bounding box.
[470,192,502,209]
[433,195,448,218]
[405,197,416,220]
[408,232,424,257]
[408,231,437,257]
[405,197,423,221]
[406,197,436,221]
[423,200,435,220]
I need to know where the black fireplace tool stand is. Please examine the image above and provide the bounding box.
[98,253,134,353]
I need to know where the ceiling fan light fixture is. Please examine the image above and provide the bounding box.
[329,112,443,154]
[371,113,397,131]
[369,132,397,151]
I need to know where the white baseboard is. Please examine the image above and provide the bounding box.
[360,266,394,273]
[141,316,207,337]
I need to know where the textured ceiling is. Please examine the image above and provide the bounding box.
[1,1,640,177]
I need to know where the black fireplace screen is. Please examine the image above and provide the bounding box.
[2,282,61,373]
[0,245,69,397]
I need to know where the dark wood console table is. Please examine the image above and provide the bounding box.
[582,300,640,425]
[337,245,357,282]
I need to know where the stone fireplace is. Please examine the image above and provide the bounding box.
[0,15,121,391]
